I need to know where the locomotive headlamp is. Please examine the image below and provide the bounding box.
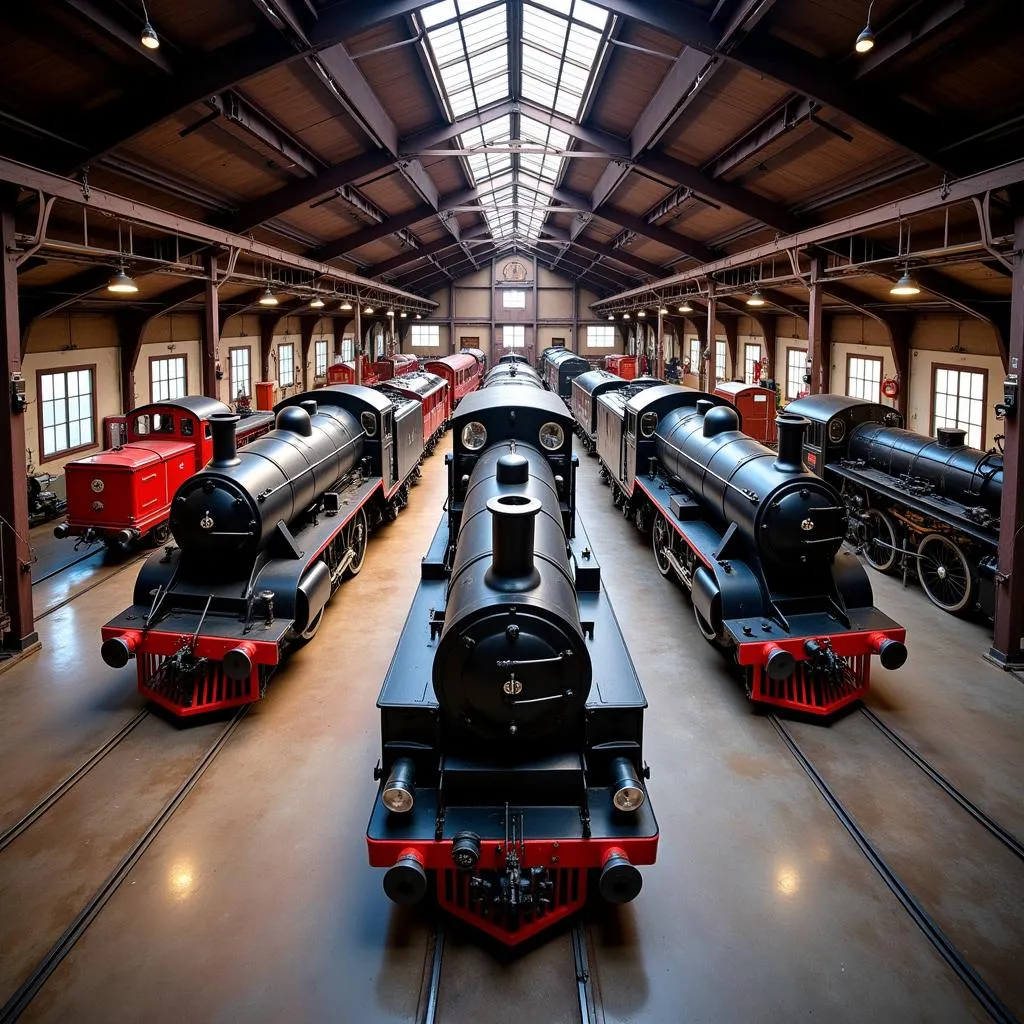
[462,421,487,450]
[382,758,416,814]
[610,757,646,812]
[538,422,564,450]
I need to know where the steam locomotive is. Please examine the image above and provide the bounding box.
[571,371,660,454]
[589,384,908,716]
[788,394,1002,618]
[539,346,590,400]
[100,384,426,716]
[367,369,658,945]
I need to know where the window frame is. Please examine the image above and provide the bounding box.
[35,363,98,463]
[502,289,527,309]
[503,324,526,349]
[714,340,727,382]
[229,346,251,402]
[786,346,807,400]
[314,339,329,378]
[278,342,295,389]
[586,324,615,349]
[148,354,188,404]
[688,338,701,373]
[743,342,762,385]
[930,363,987,450]
[846,353,884,404]
[411,323,440,349]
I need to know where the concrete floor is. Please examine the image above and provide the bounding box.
[1,437,1021,1023]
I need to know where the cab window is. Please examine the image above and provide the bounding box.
[180,419,194,436]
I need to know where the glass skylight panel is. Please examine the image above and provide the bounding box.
[420,0,457,28]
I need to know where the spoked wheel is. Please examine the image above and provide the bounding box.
[917,533,975,615]
[652,515,673,579]
[148,522,171,546]
[860,509,898,573]
[344,508,369,578]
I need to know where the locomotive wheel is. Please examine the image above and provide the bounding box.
[860,510,898,573]
[651,515,673,579]
[344,508,369,577]
[148,522,171,547]
[917,534,975,615]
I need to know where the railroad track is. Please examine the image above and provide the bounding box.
[30,544,105,586]
[414,912,603,1024]
[769,710,1024,1024]
[0,705,248,1023]
[34,550,148,621]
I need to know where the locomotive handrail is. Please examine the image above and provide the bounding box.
[255,433,364,504]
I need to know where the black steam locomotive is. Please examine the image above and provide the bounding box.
[367,372,658,945]
[540,346,590,400]
[100,384,426,716]
[571,370,661,454]
[587,384,907,716]
[788,394,1002,617]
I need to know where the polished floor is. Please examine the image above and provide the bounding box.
[1,438,1022,1023]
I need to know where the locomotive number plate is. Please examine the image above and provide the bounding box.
[91,478,105,493]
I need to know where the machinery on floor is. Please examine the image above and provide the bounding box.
[54,398,274,549]
[367,371,658,945]
[27,470,66,527]
[99,384,426,715]
[592,384,908,716]
[789,394,1002,618]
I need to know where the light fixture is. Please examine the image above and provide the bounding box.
[259,286,278,307]
[382,758,416,814]
[608,314,615,321]
[400,310,408,318]
[659,307,668,315]
[107,264,138,294]
[855,1,875,53]
[622,312,631,320]
[678,301,693,313]
[309,295,325,309]
[747,288,766,307]
[340,300,353,311]
[610,757,646,813]
[140,1,160,49]
[637,309,646,318]
[364,305,374,314]
[415,313,422,319]
[890,269,921,296]
[386,309,394,317]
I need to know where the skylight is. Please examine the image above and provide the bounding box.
[418,0,611,240]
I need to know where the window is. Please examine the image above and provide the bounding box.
[411,324,440,348]
[786,347,807,400]
[502,289,527,309]
[714,341,727,382]
[278,343,295,388]
[150,355,186,403]
[744,343,762,385]
[229,347,251,402]
[688,338,700,373]
[847,355,883,403]
[37,366,95,460]
[315,339,328,378]
[503,325,525,349]
[342,337,354,361]
[587,324,615,348]
[933,366,986,449]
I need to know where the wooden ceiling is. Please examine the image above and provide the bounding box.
[2,0,1021,335]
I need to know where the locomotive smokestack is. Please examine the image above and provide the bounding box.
[695,399,714,417]
[936,427,966,448]
[774,413,810,473]
[486,494,542,590]
[210,413,240,467]
[300,399,318,418]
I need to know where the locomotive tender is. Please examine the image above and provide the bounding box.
[56,397,274,548]
[367,374,658,945]
[539,346,590,400]
[100,384,425,716]
[788,394,1002,617]
[589,384,907,716]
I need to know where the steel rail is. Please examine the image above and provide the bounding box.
[30,545,104,586]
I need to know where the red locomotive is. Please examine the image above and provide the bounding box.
[423,352,485,419]
[712,381,779,445]
[604,353,638,380]
[326,352,418,386]
[55,397,273,548]
[380,371,449,454]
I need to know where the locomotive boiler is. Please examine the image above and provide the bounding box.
[100,385,424,716]
[789,394,1002,617]
[540,346,590,400]
[367,380,658,945]
[594,384,907,716]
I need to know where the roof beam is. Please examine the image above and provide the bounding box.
[64,0,175,73]
[598,207,715,262]
[208,92,320,178]
[853,0,969,79]
[593,1,719,52]
[706,95,819,179]
[636,150,801,233]
[369,223,491,276]
[630,48,713,157]
[306,1,430,47]
[311,203,436,261]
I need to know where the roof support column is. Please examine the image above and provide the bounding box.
[807,256,829,394]
[989,210,1024,669]
[202,252,220,400]
[656,307,665,380]
[332,315,352,362]
[116,312,147,414]
[881,312,912,418]
[723,316,738,383]
[706,287,717,391]
[751,313,776,382]
[299,315,318,390]
[259,315,277,386]
[354,301,363,385]
[0,190,37,651]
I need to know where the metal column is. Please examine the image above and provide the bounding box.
[807,256,830,394]
[990,212,1024,668]
[0,195,38,651]
[202,252,219,399]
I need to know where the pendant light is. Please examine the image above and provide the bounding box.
[259,286,278,306]
[678,300,693,313]
[340,300,353,311]
[400,310,408,318]
[890,269,921,296]
[746,288,766,307]
[309,294,325,309]
[107,267,139,294]
[140,1,160,49]
[855,1,875,53]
